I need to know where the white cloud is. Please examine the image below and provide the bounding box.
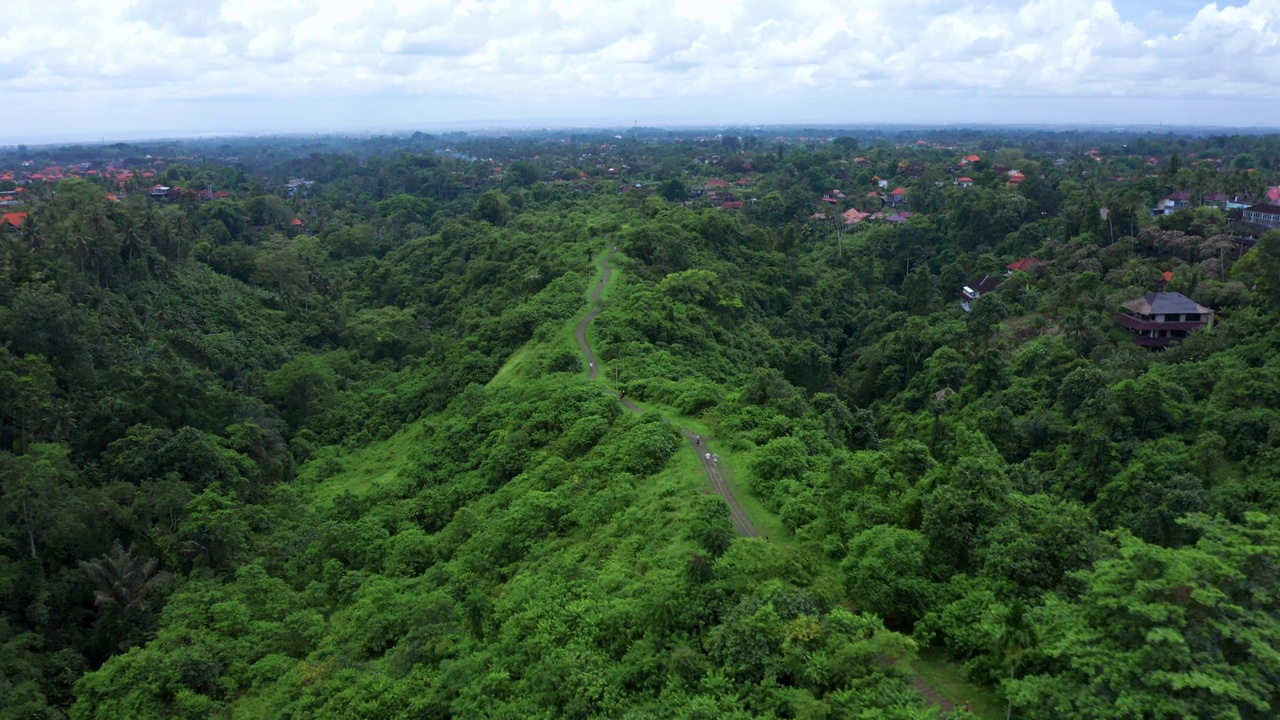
[1,0,1278,140]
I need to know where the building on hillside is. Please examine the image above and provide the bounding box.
[1225,193,1255,211]
[960,275,1000,312]
[1006,257,1042,274]
[886,187,907,206]
[955,176,974,188]
[1114,292,1213,349]
[842,208,870,225]
[1242,203,1280,230]
[1157,191,1193,214]
[2,212,26,231]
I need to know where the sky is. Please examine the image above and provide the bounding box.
[1,0,1278,143]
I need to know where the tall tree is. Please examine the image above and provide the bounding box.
[1008,513,1280,720]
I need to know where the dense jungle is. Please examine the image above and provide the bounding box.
[2,127,1279,719]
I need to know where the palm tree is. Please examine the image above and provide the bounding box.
[1062,309,1094,352]
[50,400,77,441]
[19,214,45,252]
[122,225,146,264]
[1019,284,1041,312]
[1104,344,1147,377]
[998,599,1034,720]
[78,540,173,615]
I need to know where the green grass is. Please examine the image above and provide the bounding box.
[609,398,796,548]
[913,648,1006,720]
[309,247,624,507]
[301,420,426,506]
[488,342,541,388]
[303,245,986,716]
[491,248,618,390]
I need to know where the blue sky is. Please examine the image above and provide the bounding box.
[1,0,1278,144]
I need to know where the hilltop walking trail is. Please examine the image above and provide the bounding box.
[576,249,958,715]
[577,249,757,537]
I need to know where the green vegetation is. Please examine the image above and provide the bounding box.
[2,128,1280,718]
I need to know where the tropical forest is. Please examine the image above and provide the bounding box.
[2,127,1279,719]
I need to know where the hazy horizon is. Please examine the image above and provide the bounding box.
[4,0,1279,146]
[9,115,1280,150]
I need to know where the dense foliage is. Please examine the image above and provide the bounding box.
[2,127,1279,718]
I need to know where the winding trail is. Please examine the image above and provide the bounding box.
[577,250,757,536]
[574,249,957,713]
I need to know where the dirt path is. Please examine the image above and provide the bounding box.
[575,249,953,712]
[577,250,757,537]
[683,430,758,537]
[576,250,613,381]
[912,675,956,714]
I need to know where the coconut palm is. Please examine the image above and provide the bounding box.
[77,540,173,616]
[1019,284,1041,311]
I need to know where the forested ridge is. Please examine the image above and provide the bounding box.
[2,129,1279,719]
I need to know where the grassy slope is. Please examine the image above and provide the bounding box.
[301,420,427,505]
[297,248,1000,717]
[914,650,1006,719]
[232,251,721,715]
[575,259,1001,715]
[303,249,613,505]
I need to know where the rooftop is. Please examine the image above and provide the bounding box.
[1122,291,1212,316]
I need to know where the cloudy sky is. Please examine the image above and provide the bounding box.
[1,0,1278,143]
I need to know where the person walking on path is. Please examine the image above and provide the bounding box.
[705,452,711,461]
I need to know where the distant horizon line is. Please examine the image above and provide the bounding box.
[4,119,1280,148]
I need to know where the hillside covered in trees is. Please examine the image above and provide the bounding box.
[2,127,1279,719]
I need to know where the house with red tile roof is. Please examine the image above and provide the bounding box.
[843,208,870,225]
[2,212,27,230]
[887,187,907,206]
[955,177,974,188]
[1006,257,1042,273]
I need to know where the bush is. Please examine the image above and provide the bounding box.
[544,347,582,374]
[615,419,682,476]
